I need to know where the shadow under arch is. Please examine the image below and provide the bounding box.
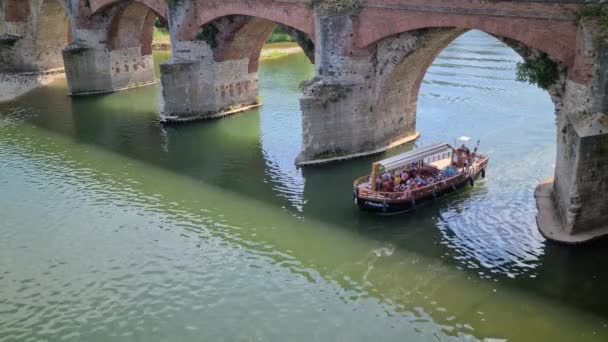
[192,14,315,69]
[106,0,162,57]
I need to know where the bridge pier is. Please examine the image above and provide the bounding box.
[63,1,161,96]
[0,0,69,102]
[536,23,608,243]
[160,1,315,122]
[297,17,463,164]
[62,44,156,96]
[160,41,261,122]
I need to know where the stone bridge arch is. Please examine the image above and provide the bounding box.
[357,25,578,148]
[63,0,169,95]
[353,8,579,72]
[160,0,315,122]
[106,1,160,56]
[299,2,608,243]
[174,0,314,41]
[89,0,167,19]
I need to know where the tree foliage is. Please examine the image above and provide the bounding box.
[515,53,558,90]
[197,24,219,49]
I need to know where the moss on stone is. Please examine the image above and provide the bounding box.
[312,149,348,160]
[197,24,219,49]
[577,4,608,39]
[165,0,179,8]
[316,83,352,108]
[313,0,361,16]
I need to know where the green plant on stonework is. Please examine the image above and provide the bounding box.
[312,0,361,16]
[165,0,178,7]
[515,53,559,90]
[316,83,352,108]
[299,76,321,91]
[197,24,219,49]
[577,4,608,39]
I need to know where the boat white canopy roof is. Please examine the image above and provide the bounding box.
[377,143,454,170]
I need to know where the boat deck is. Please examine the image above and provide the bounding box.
[428,159,451,170]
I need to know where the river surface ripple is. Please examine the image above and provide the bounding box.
[2,31,608,342]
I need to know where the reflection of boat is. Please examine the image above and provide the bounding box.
[353,140,489,214]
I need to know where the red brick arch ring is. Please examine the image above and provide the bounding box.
[175,1,314,41]
[88,0,168,55]
[354,10,582,81]
[89,0,168,20]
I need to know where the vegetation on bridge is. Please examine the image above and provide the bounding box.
[515,53,559,90]
[196,24,219,49]
[312,0,361,16]
[577,4,608,39]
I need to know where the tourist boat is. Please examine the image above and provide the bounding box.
[353,138,489,214]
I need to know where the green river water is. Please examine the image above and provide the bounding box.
[2,31,608,341]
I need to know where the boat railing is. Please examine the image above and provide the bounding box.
[354,154,489,202]
[355,173,464,202]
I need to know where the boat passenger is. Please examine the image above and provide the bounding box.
[381,179,394,192]
[382,171,391,181]
[401,171,409,182]
[394,174,401,186]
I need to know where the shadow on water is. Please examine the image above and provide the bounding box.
[3,34,608,338]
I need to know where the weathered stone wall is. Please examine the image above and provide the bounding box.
[551,19,608,236]
[0,0,69,102]
[299,15,462,162]
[0,69,65,102]
[0,0,69,72]
[63,45,155,95]
[0,4,4,34]
[64,0,164,95]
[160,4,314,122]
[160,38,260,121]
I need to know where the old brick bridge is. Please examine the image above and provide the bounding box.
[1,0,607,244]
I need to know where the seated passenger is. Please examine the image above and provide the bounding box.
[381,180,394,192]
[382,171,391,181]
[394,174,401,186]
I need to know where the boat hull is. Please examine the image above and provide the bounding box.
[355,168,486,214]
